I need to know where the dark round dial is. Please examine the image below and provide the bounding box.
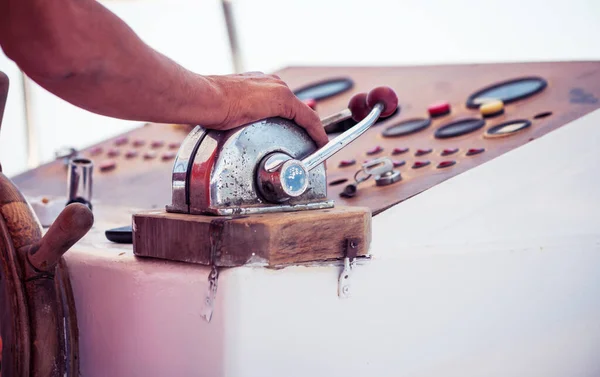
[466,77,547,108]
[382,118,431,138]
[435,118,485,139]
[293,77,354,101]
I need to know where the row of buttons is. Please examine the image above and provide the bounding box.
[102,150,176,160]
[97,152,176,172]
[296,76,546,140]
[90,143,179,157]
[344,147,485,165]
[94,136,180,151]
[410,160,454,169]
[338,148,484,171]
[427,99,505,118]
[89,136,181,172]
[383,96,509,140]
[97,151,176,172]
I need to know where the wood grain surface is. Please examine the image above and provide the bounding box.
[0,173,89,377]
[133,206,371,267]
[0,212,30,377]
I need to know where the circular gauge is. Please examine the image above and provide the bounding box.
[293,77,354,101]
[484,119,531,138]
[434,118,485,139]
[382,118,431,138]
[466,77,547,108]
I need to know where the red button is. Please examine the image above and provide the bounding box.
[466,148,485,156]
[339,159,356,168]
[133,139,146,147]
[392,147,409,155]
[441,148,458,156]
[412,161,430,169]
[125,150,138,159]
[151,140,165,149]
[437,160,456,168]
[393,160,406,168]
[415,148,432,156]
[144,152,157,160]
[90,146,103,156]
[428,101,451,117]
[115,136,128,146]
[303,98,317,110]
[162,152,176,161]
[99,160,116,172]
[107,148,120,157]
[366,146,384,155]
[168,142,181,150]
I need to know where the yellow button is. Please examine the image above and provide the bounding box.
[480,99,504,117]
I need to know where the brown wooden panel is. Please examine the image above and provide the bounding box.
[11,62,600,216]
[133,206,371,267]
[277,62,600,214]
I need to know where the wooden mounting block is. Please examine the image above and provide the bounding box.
[132,206,371,267]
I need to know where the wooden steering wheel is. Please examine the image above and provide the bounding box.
[0,72,94,376]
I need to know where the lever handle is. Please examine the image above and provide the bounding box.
[256,86,398,203]
[303,103,382,171]
[27,203,94,272]
[303,87,397,170]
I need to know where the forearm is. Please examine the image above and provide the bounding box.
[0,0,328,144]
[0,0,222,124]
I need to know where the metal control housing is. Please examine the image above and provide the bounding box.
[166,117,332,216]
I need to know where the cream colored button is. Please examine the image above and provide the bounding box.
[480,99,504,117]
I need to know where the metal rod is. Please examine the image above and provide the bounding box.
[302,103,383,171]
[321,108,352,129]
[67,157,94,210]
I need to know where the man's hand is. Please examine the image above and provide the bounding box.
[0,0,329,147]
[204,72,328,147]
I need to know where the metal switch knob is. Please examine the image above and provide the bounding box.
[256,86,398,203]
[257,152,309,203]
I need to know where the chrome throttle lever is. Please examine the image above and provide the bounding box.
[256,86,398,203]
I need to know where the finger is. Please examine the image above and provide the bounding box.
[268,74,289,88]
[287,97,329,147]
